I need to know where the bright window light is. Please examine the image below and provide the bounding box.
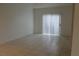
[42,14,61,35]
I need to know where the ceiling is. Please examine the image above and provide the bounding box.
[0,3,73,8]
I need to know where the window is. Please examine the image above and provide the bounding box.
[42,14,61,35]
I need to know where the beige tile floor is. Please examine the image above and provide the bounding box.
[0,34,72,56]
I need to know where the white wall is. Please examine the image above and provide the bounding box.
[71,4,79,55]
[34,5,73,37]
[0,4,33,44]
[0,3,73,44]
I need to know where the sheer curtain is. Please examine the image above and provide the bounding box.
[42,14,60,35]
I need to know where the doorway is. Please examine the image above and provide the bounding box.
[42,14,61,36]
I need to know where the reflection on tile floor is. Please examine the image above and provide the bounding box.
[0,34,72,56]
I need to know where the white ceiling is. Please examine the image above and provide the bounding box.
[0,3,73,8]
[32,3,73,8]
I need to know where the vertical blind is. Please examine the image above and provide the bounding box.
[42,14,61,35]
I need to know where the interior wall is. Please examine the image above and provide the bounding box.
[0,3,73,44]
[34,5,73,37]
[0,4,33,44]
[71,4,79,56]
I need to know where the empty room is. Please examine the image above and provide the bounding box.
[0,3,75,56]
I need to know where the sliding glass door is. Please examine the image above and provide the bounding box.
[42,14,61,35]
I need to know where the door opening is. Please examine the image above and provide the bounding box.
[42,14,61,36]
